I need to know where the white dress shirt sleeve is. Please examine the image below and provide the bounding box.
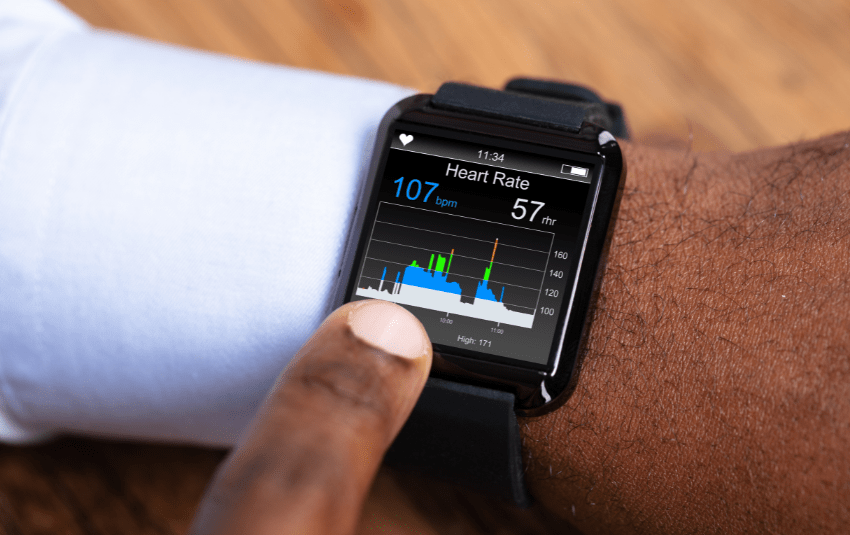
[0,0,414,445]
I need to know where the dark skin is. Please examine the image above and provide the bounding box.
[525,133,850,534]
[190,300,432,535]
[191,133,850,534]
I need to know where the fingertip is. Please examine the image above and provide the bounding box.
[346,300,431,362]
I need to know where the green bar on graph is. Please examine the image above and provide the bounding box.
[483,262,493,281]
[411,260,420,268]
[435,254,447,273]
[428,254,434,271]
[446,251,453,275]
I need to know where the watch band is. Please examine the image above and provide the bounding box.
[384,377,530,507]
[432,79,630,139]
[383,80,626,507]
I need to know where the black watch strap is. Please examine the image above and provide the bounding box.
[384,377,531,507]
[431,79,629,139]
[383,80,627,507]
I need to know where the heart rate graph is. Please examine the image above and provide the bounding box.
[355,202,554,328]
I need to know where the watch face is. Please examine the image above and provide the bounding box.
[347,123,600,369]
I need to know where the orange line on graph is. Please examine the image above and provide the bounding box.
[490,239,499,262]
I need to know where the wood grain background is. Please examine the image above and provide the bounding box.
[2,0,850,533]
[57,0,850,152]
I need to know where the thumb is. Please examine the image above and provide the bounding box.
[190,300,432,535]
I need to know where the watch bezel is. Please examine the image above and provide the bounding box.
[334,94,625,416]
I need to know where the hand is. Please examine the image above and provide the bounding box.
[189,300,432,535]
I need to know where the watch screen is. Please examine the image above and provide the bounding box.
[348,125,597,367]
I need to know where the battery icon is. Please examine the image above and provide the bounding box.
[561,164,589,178]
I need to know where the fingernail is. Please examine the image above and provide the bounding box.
[347,300,429,359]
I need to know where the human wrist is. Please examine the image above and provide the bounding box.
[520,140,702,530]
[520,135,850,534]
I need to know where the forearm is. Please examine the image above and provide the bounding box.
[522,135,850,534]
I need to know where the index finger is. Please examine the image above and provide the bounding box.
[190,300,432,535]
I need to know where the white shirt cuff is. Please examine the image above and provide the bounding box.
[0,14,414,445]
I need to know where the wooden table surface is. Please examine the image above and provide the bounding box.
[3,0,850,533]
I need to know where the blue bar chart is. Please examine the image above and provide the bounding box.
[355,202,554,329]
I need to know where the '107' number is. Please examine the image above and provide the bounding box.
[394,177,438,202]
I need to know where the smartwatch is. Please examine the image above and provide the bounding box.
[335,79,627,507]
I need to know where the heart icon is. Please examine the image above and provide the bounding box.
[399,134,414,146]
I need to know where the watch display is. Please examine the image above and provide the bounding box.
[347,125,599,367]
